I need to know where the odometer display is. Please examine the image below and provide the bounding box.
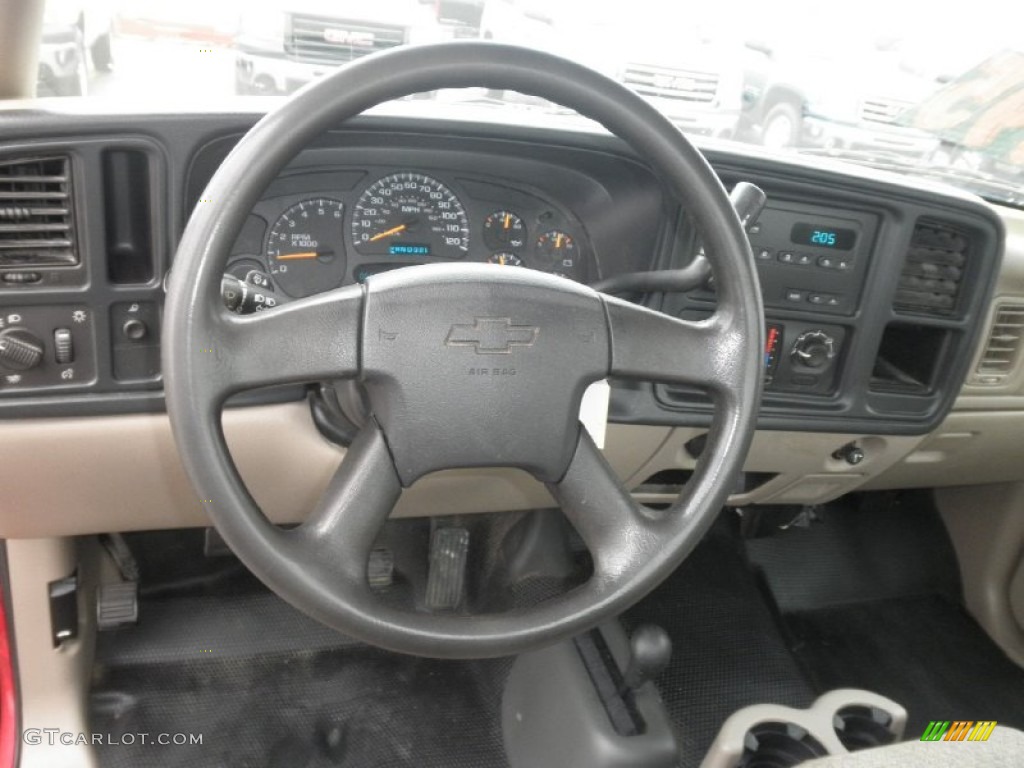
[352,173,469,259]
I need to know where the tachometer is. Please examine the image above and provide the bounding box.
[266,198,347,298]
[351,173,469,259]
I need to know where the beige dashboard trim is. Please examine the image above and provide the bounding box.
[936,483,1024,668]
[958,204,1024,404]
[0,400,941,538]
[0,403,672,538]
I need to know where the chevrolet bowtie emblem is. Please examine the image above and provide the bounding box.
[445,317,539,355]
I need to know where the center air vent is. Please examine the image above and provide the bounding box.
[0,156,76,268]
[974,303,1024,385]
[893,220,969,316]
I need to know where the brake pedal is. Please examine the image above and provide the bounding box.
[368,547,394,590]
[426,526,470,611]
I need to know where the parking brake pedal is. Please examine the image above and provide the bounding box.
[96,582,139,631]
[426,526,470,611]
[96,532,140,631]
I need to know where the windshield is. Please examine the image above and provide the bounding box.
[30,0,1024,205]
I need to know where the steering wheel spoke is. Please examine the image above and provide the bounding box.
[294,420,402,583]
[548,429,660,583]
[604,294,745,393]
[210,285,364,398]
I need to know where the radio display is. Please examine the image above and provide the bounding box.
[790,223,856,251]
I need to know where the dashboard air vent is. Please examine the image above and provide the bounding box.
[974,303,1024,385]
[893,220,968,316]
[0,156,76,268]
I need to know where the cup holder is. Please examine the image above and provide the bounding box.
[833,705,898,751]
[738,722,829,768]
[699,690,907,768]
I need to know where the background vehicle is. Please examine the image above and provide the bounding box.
[484,1,747,138]
[36,0,112,96]
[234,0,442,95]
[429,0,485,38]
[740,36,942,153]
[114,0,239,46]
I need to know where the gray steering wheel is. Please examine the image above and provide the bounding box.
[163,42,763,659]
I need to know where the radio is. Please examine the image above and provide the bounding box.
[689,202,878,316]
[747,203,878,315]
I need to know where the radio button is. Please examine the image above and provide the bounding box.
[777,251,796,264]
[785,289,805,303]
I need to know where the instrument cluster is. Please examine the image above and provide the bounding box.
[226,170,591,299]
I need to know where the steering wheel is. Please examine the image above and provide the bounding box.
[163,43,763,659]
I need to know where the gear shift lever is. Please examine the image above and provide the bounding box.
[620,624,672,694]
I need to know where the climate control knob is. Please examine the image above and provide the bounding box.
[0,328,44,371]
[790,330,836,370]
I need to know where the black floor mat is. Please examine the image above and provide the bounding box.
[91,646,509,768]
[624,518,816,768]
[745,492,961,613]
[95,592,361,666]
[785,594,1024,740]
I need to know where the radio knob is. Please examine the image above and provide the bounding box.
[791,330,836,370]
[0,328,44,371]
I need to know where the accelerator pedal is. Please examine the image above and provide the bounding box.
[426,525,470,611]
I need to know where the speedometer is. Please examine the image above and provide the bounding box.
[351,173,469,259]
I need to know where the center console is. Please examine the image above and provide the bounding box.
[633,164,1003,437]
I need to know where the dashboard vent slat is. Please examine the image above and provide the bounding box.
[974,303,1024,385]
[0,156,77,268]
[893,220,969,316]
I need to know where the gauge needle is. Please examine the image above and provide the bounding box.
[504,214,511,230]
[277,251,320,261]
[369,224,407,242]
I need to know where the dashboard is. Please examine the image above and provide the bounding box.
[226,165,593,303]
[0,107,1021,537]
